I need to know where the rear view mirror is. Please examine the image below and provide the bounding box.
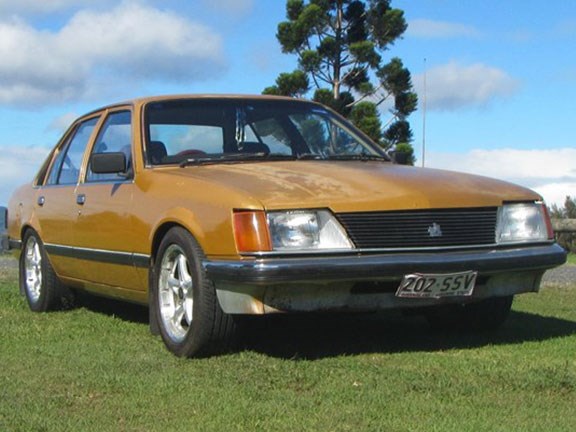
[90,152,127,174]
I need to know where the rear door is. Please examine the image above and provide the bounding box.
[35,116,100,277]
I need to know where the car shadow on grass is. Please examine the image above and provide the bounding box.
[73,293,576,360]
[74,291,149,325]
[238,310,576,360]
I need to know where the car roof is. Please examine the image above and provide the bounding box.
[86,94,313,116]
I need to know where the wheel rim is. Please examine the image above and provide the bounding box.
[158,244,194,343]
[24,236,43,303]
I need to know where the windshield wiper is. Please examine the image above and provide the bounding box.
[296,153,322,160]
[178,152,389,167]
[179,153,297,168]
[325,154,390,162]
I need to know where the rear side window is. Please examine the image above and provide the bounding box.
[46,117,99,186]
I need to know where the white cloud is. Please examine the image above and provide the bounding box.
[415,61,520,111]
[408,19,480,39]
[536,182,576,208]
[0,2,226,106]
[426,148,576,206]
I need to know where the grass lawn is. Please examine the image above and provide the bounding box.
[567,253,576,265]
[1,264,575,432]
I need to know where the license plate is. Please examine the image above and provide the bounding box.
[396,271,477,298]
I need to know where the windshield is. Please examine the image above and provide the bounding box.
[144,98,388,166]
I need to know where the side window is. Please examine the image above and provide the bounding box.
[46,117,99,186]
[86,111,132,182]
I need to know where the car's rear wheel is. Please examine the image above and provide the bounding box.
[150,227,236,357]
[426,295,514,332]
[20,230,72,312]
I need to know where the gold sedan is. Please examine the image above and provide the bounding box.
[7,95,566,357]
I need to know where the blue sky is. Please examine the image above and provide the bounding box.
[1,0,575,206]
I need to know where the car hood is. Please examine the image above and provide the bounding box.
[163,161,541,212]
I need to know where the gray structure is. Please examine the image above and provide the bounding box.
[0,206,7,252]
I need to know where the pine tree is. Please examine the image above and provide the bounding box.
[264,0,417,158]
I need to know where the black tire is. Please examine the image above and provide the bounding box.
[426,295,514,332]
[150,227,236,357]
[19,230,73,312]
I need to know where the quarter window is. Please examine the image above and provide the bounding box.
[46,117,99,185]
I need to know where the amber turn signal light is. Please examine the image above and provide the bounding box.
[233,210,272,253]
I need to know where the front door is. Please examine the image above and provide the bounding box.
[73,109,144,292]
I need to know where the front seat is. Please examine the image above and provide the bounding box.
[149,141,167,165]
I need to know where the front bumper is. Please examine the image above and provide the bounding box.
[204,244,567,314]
[204,244,566,284]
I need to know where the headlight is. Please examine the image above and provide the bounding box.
[267,210,353,251]
[496,203,553,244]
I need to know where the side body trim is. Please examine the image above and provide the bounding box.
[45,243,150,268]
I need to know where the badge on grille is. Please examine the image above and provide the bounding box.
[427,223,443,237]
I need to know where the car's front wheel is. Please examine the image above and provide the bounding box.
[150,227,236,357]
[426,295,514,332]
[20,230,72,312]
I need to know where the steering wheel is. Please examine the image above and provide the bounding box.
[176,149,207,158]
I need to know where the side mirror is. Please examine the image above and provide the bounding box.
[392,151,409,165]
[90,152,127,174]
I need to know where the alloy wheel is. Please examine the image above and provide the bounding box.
[24,236,43,303]
[158,244,194,342]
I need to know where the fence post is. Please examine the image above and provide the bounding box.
[552,219,576,233]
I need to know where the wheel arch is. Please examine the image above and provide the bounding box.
[149,215,207,267]
[19,224,65,287]
[150,221,185,266]
[148,205,233,264]
[20,223,37,241]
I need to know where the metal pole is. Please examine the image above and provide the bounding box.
[422,58,427,168]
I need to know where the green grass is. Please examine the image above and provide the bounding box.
[1,264,575,432]
[567,253,576,265]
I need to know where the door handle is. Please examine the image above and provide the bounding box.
[76,194,86,205]
[37,196,45,206]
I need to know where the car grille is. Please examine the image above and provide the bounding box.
[336,207,498,249]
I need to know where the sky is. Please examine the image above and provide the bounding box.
[0,0,575,207]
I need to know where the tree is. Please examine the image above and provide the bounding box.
[550,196,576,219]
[263,70,309,98]
[264,0,418,158]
